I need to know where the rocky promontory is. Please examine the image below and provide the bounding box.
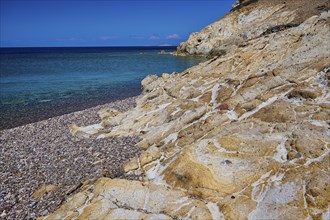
[41,0,329,219]
[177,0,329,57]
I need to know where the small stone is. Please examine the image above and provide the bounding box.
[41,210,49,216]
[1,211,7,218]
[4,193,11,200]
[123,157,139,173]
[217,103,230,111]
[93,160,102,165]
[223,159,233,165]
[102,170,112,177]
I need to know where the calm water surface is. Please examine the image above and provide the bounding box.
[0,46,205,129]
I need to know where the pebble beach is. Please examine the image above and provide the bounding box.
[0,97,142,219]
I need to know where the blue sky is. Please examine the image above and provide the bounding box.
[0,0,235,47]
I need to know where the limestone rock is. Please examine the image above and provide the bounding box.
[32,185,58,198]
[232,0,257,10]
[232,0,241,9]
[176,0,329,56]
[38,178,219,220]
[141,74,159,94]
[97,108,121,120]
[139,146,161,167]
[123,157,139,173]
[45,2,330,220]
[69,123,104,138]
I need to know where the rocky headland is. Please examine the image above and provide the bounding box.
[18,0,330,219]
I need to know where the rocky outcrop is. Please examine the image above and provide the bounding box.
[42,2,330,220]
[176,0,329,57]
[231,0,258,10]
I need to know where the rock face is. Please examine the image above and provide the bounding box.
[42,1,330,219]
[176,0,329,56]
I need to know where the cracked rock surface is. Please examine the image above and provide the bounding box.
[41,1,329,220]
[176,0,329,56]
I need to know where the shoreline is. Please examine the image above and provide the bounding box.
[0,96,143,219]
[0,94,140,130]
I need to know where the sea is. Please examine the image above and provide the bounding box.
[0,46,205,129]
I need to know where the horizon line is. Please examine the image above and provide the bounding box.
[0,45,178,48]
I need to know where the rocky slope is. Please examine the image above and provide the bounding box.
[41,1,329,220]
[177,0,329,57]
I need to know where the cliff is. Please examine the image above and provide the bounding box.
[176,0,329,57]
[41,1,329,219]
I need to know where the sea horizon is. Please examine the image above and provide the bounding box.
[0,46,205,129]
[0,45,178,49]
[0,46,178,54]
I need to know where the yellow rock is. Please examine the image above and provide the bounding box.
[123,157,139,172]
[139,146,161,167]
[32,184,58,198]
[39,178,217,220]
[97,108,121,120]
[69,123,103,138]
[45,2,330,219]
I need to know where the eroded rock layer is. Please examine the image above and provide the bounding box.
[42,2,330,220]
[176,0,330,57]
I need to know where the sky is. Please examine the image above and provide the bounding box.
[0,0,235,47]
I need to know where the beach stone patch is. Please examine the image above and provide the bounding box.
[0,97,142,219]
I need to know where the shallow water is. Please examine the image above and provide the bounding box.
[0,46,205,129]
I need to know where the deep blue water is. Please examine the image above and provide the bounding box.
[0,46,205,129]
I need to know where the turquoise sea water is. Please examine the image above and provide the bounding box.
[0,47,205,129]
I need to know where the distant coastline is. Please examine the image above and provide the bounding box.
[0,46,205,129]
[0,46,177,53]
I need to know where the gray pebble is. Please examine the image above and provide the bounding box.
[0,97,143,219]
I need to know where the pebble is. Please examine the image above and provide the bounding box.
[0,97,143,219]
[1,211,7,218]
